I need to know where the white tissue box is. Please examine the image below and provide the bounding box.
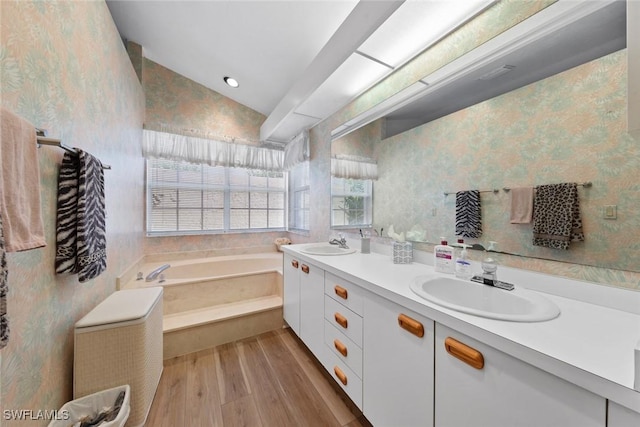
[392,242,413,264]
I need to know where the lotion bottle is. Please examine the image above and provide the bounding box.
[455,244,472,280]
[434,238,455,274]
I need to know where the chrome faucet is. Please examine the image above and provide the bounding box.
[329,233,349,249]
[473,257,514,291]
[146,264,171,282]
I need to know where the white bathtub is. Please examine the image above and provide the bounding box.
[137,252,283,286]
[127,252,285,358]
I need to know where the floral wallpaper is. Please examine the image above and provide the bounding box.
[0,1,145,425]
[143,58,265,145]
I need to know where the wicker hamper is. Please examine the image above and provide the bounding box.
[74,287,163,427]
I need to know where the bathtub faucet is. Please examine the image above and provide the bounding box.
[329,233,349,249]
[146,264,171,282]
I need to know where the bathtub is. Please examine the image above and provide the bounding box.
[127,252,284,358]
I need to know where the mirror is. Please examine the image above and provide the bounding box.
[331,1,637,272]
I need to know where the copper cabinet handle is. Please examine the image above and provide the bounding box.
[334,366,348,385]
[398,313,425,338]
[333,339,348,357]
[334,285,348,300]
[291,260,299,269]
[445,337,484,370]
[334,312,348,329]
[301,264,310,274]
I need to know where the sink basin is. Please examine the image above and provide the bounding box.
[301,244,356,256]
[410,275,560,322]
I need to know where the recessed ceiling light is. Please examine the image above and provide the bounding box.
[223,76,239,88]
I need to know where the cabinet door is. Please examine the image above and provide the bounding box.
[435,324,606,427]
[299,261,325,359]
[608,401,640,427]
[283,254,300,335]
[363,292,435,427]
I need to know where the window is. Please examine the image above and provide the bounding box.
[331,177,372,228]
[147,159,285,235]
[288,161,310,231]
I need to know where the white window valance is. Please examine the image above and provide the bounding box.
[142,129,284,171]
[283,130,310,170]
[331,155,378,180]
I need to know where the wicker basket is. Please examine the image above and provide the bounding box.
[74,288,163,427]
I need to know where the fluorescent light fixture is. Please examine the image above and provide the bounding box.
[223,76,239,88]
[478,65,516,80]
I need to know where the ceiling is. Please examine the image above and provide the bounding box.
[105,0,493,144]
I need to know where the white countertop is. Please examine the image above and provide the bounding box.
[282,243,640,412]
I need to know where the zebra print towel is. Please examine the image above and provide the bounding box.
[455,190,482,238]
[1,212,9,349]
[56,151,106,282]
[532,183,584,250]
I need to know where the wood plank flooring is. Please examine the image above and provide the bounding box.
[145,328,372,427]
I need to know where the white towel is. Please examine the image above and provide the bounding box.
[510,187,534,224]
[0,107,46,252]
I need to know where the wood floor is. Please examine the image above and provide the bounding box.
[145,328,372,427]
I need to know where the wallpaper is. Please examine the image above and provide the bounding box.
[0,1,145,425]
[143,58,265,145]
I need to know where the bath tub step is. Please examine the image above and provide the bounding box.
[163,295,283,333]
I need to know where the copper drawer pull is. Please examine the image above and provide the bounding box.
[334,312,348,329]
[333,339,348,357]
[398,313,424,338]
[291,260,299,269]
[334,366,348,385]
[334,285,348,300]
[445,337,484,370]
[301,264,310,274]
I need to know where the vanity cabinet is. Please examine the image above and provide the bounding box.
[363,292,435,427]
[607,401,640,427]
[283,253,325,360]
[435,324,606,427]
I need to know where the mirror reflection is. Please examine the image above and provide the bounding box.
[330,1,638,272]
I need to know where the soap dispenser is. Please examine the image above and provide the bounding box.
[434,238,455,274]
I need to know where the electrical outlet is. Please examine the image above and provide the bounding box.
[603,205,617,219]
[431,208,437,216]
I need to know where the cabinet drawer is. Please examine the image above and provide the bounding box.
[324,295,363,347]
[324,272,364,316]
[324,320,363,378]
[326,348,363,410]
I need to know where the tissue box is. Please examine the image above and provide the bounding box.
[392,242,413,264]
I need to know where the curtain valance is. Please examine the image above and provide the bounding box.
[331,155,378,180]
[142,129,284,171]
[283,130,310,170]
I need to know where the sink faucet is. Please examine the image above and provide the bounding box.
[472,257,514,291]
[146,264,171,282]
[481,257,498,285]
[329,233,349,249]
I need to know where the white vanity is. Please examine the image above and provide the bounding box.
[282,244,640,427]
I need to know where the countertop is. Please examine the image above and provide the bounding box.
[282,243,640,412]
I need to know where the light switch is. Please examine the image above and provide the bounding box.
[603,205,617,219]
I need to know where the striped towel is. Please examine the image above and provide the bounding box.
[0,212,9,349]
[56,150,106,282]
[532,183,584,250]
[455,190,482,238]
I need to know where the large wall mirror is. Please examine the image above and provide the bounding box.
[330,0,640,272]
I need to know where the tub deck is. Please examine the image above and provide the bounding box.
[125,252,284,359]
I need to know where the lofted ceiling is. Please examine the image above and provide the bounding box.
[105,0,493,144]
